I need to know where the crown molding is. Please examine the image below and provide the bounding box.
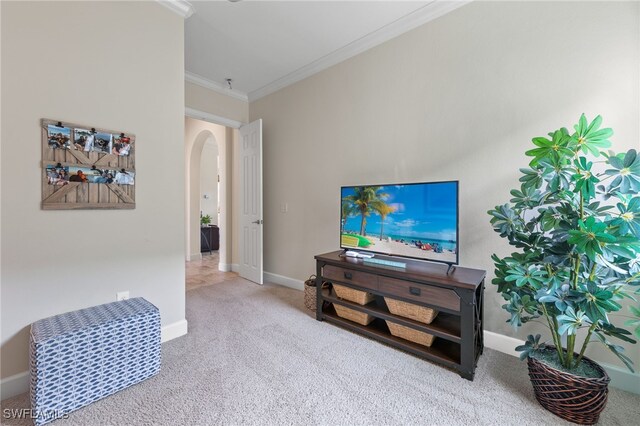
[247,0,471,102]
[185,71,249,103]
[185,107,244,129]
[157,0,194,19]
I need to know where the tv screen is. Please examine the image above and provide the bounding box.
[340,181,458,265]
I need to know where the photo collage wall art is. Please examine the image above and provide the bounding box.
[45,122,135,188]
[47,124,132,157]
[41,118,136,210]
[46,165,135,187]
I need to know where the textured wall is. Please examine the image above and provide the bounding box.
[186,81,249,124]
[1,1,186,379]
[249,1,640,367]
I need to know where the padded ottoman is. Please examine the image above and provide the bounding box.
[29,297,161,425]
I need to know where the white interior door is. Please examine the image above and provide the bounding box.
[239,119,263,284]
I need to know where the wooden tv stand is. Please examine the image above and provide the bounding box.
[315,251,486,380]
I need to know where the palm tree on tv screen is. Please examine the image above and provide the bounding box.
[341,199,357,234]
[344,186,393,237]
[376,202,396,241]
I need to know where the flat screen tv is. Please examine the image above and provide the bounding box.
[340,181,459,265]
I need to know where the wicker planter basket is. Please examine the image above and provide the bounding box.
[527,348,610,425]
[386,321,435,347]
[384,297,438,324]
[334,304,374,325]
[333,284,375,305]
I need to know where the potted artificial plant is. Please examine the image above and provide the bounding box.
[488,114,640,425]
[201,214,212,226]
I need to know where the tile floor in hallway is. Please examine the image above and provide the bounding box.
[185,252,238,292]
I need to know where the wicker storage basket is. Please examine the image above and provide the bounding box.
[334,304,374,326]
[527,347,610,425]
[304,275,329,312]
[384,297,438,324]
[333,284,375,305]
[386,321,435,347]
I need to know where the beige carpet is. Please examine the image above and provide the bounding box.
[2,277,638,425]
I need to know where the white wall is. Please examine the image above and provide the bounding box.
[186,81,249,124]
[1,1,186,385]
[249,1,640,369]
[200,141,219,224]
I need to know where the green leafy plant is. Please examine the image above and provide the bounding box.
[488,114,640,373]
[515,334,544,360]
[200,214,212,226]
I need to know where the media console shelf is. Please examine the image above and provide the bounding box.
[315,250,486,380]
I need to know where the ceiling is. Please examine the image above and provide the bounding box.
[183,1,468,101]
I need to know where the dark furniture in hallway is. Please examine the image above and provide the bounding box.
[201,225,219,253]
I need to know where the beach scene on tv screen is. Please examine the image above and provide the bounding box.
[341,182,457,263]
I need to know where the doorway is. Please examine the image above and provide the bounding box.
[185,117,231,270]
[184,109,264,286]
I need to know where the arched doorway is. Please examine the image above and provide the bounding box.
[185,118,229,269]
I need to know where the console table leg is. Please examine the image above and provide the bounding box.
[460,369,475,381]
[478,280,485,355]
[315,261,324,321]
[459,289,476,381]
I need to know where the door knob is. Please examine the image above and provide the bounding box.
[252,219,263,225]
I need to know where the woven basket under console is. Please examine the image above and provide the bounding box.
[334,304,374,326]
[303,275,329,312]
[384,297,438,324]
[386,321,435,347]
[333,284,375,305]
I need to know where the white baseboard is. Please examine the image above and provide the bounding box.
[483,330,639,394]
[263,271,304,291]
[1,319,189,401]
[483,330,522,358]
[161,319,188,343]
[219,263,239,273]
[188,253,202,261]
[0,371,29,401]
[597,362,640,394]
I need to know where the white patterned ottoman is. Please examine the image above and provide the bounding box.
[29,298,161,425]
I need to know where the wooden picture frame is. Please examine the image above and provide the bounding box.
[41,118,136,209]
